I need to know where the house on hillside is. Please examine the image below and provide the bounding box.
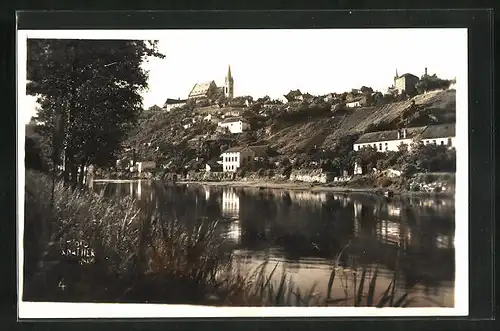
[284,89,303,102]
[163,98,187,112]
[220,107,244,118]
[352,123,456,174]
[217,117,250,134]
[148,105,163,112]
[324,93,340,103]
[346,96,367,108]
[221,145,268,172]
[394,70,419,95]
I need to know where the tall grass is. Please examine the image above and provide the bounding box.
[23,170,432,307]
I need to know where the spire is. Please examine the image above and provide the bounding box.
[395,68,399,78]
[227,64,232,80]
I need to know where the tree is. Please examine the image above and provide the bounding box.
[415,74,452,94]
[27,39,165,187]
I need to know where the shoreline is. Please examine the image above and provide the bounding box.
[174,179,453,198]
[92,178,454,198]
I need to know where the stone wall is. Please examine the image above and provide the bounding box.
[289,169,334,184]
[185,171,235,181]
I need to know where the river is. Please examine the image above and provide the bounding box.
[93,180,455,307]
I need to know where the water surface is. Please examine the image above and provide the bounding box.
[94,180,455,307]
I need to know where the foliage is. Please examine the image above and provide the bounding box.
[27,39,164,186]
[416,74,452,94]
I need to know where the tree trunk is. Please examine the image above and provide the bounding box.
[78,164,85,188]
[70,164,78,190]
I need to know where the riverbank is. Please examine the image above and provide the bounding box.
[173,179,454,198]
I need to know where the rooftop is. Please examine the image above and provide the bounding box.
[222,145,269,156]
[220,117,247,124]
[397,73,419,79]
[355,126,425,144]
[189,81,216,98]
[163,98,187,106]
[420,123,455,139]
[354,123,456,144]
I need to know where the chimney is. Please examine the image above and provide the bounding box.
[425,67,428,76]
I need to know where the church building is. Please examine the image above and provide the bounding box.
[188,65,234,100]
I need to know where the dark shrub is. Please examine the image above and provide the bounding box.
[237,167,248,178]
[380,177,393,188]
[422,173,435,184]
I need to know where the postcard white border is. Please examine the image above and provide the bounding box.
[17,28,469,319]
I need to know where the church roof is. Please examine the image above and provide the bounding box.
[189,80,217,98]
[397,73,419,79]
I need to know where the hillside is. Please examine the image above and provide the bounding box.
[121,89,456,172]
[258,89,455,154]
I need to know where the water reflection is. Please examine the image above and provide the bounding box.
[93,181,455,307]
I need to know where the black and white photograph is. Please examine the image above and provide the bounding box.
[18,28,468,318]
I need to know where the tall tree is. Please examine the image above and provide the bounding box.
[27,39,165,187]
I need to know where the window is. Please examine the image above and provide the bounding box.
[447,138,452,146]
[433,140,436,145]
[440,141,444,145]
[385,142,388,150]
[379,143,382,151]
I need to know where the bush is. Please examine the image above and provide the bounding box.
[422,173,436,184]
[265,169,275,178]
[401,163,418,178]
[379,177,393,188]
[281,165,293,179]
[237,167,248,178]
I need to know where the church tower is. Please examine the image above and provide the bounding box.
[224,65,234,99]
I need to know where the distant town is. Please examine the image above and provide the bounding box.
[107,63,456,195]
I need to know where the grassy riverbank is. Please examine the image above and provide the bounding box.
[24,170,437,307]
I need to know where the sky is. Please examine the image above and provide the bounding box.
[19,28,466,124]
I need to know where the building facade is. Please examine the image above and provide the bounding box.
[353,124,455,153]
[221,147,255,172]
[218,117,250,134]
[221,145,268,172]
[163,98,187,112]
[394,71,419,95]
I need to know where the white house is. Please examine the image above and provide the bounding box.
[352,124,456,174]
[163,98,187,112]
[134,161,156,174]
[220,145,267,172]
[346,101,361,108]
[353,124,456,153]
[217,117,250,134]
